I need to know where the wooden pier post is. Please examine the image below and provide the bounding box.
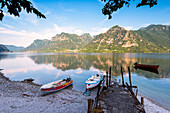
[96,82,102,108]
[141,97,144,107]
[136,89,138,97]
[106,71,108,88]
[109,67,111,86]
[128,66,133,90]
[121,67,125,87]
[88,99,94,113]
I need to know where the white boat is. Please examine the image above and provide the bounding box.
[40,76,73,94]
[85,74,102,90]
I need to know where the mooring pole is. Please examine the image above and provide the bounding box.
[121,67,125,87]
[88,99,94,113]
[109,67,111,86]
[141,97,144,107]
[128,66,133,90]
[136,89,138,97]
[106,71,108,89]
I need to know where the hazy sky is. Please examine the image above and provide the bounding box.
[0,0,170,47]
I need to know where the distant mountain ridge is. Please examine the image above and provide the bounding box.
[81,24,170,53]
[0,44,9,52]
[24,24,170,53]
[5,45,25,51]
[24,32,93,52]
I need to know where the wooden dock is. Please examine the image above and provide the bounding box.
[87,67,145,113]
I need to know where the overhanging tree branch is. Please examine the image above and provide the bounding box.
[0,0,46,21]
[101,0,157,19]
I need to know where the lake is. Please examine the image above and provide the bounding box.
[0,52,170,109]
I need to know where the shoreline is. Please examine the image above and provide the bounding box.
[137,94,170,112]
[0,72,96,113]
[1,72,170,113]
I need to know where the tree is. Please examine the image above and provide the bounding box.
[0,0,46,21]
[101,0,157,19]
[0,0,158,21]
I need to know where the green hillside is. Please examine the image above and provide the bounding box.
[24,32,93,52]
[24,25,170,53]
[81,25,170,53]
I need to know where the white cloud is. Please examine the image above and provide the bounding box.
[90,27,109,36]
[53,24,83,35]
[0,27,51,47]
[1,57,55,75]
[97,0,105,4]
[0,24,84,47]
[1,23,14,29]
[44,11,51,15]
[88,17,110,36]
[75,68,83,74]
[124,26,133,30]
[3,12,17,19]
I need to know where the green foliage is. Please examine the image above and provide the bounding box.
[82,25,170,53]
[0,0,46,21]
[24,25,170,53]
[101,0,157,19]
[24,32,93,52]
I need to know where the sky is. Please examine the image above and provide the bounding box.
[0,0,170,47]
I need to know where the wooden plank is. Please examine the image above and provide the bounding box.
[125,82,135,96]
[132,86,137,88]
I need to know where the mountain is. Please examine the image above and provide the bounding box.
[24,39,51,51]
[5,45,25,51]
[80,33,93,44]
[24,25,170,53]
[81,25,170,53]
[0,44,9,52]
[24,32,93,52]
[138,25,170,48]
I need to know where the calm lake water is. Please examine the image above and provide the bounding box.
[0,52,170,109]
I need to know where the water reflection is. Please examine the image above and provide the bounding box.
[0,52,170,109]
[29,53,170,79]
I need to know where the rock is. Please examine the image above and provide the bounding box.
[23,78,34,83]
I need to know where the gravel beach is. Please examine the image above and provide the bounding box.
[0,72,96,113]
[1,72,170,113]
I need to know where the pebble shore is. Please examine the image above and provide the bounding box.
[0,73,95,113]
[0,72,169,113]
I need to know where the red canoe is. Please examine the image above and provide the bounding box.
[134,63,159,70]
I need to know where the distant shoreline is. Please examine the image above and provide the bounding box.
[1,51,170,54]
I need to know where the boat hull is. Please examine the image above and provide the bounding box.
[134,64,159,70]
[86,82,100,90]
[41,80,73,94]
[85,74,102,90]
